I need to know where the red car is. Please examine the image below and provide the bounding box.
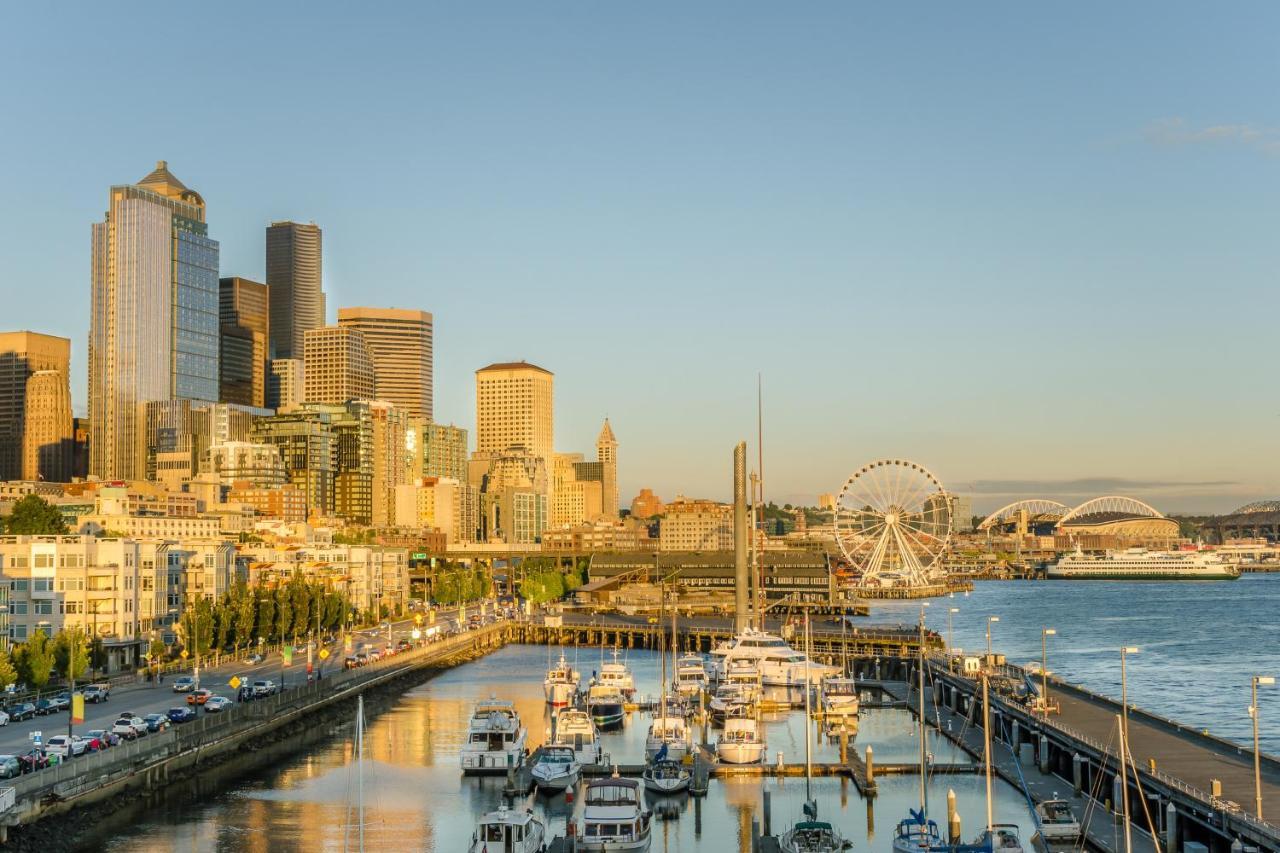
[187,688,213,706]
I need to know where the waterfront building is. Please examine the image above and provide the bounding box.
[266,221,324,360]
[227,481,307,522]
[90,162,220,481]
[596,419,618,519]
[0,331,71,481]
[303,326,375,405]
[658,497,733,551]
[590,550,836,605]
[267,358,304,410]
[337,307,433,420]
[240,543,409,618]
[218,276,269,408]
[630,488,664,519]
[422,422,469,483]
[203,441,287,488]
[542,519,651,552]
[252,408,335,515]
[22,369,74,483]
[475,361,554,463]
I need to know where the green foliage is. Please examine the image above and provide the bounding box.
[89,638,107,672]
[255,589,275,645]
[234,581,257,652]
[0,653,16,690]
[4,495,68,535]
[52,627,90,682]
[332,529,377,545]
[15,630,55,694]
[288,576,311,640]
[177,598,215,656]
[147,637,166,663]
[274,583,293,640]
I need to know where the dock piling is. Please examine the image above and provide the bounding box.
[1038,734,1050,773]
[1072,753,1083,795]
[762,790,772,836]
[865,745,875,787]
[946,789,960,844]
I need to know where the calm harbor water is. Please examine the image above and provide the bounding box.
[862,573,1280,751]
[104,645,1033,852]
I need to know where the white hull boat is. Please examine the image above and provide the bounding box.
[531,745,581,793]
[642,759,691,795]
[716,716,765,765]
[553,708,603,766]
[469,805,546,853]
[577,775,652,853]
[460,696,527,775]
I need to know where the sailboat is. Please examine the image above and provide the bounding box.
[647,587,692,762]
[965,675,1024,852]
[344,696,367,853]
[892,607,947,852]
[779,613,852,852]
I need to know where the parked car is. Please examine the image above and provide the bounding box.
[0,710,9,726]
[112,716,147,739]
[143,713,171,732]
[6,703,36,722]
[396,639,412,652]
[45,735,89,759]
[187,688,213,706]
[251,680,278,697]
[18,748,50,773]
[0,755,19,778]
[83,729,118,750]
[34,698,61,716]
[204,696,233,713]
[173,676,195,693]
[166,707,196,724]
[343,655,359,670]
[83,684,110,703]
[244,653,265,665]
[52,692,71,709]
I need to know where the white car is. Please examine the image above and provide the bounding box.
[112,716,148,739]
[0,710,9,726]
[45,735,89,758]
[204,696,233,712]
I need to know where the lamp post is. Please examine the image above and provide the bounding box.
[1041,628,1056,716]
[947,607,959,657]
[1120,646,1139,744]
[985,616,999,668]
[1252,675,1275,819]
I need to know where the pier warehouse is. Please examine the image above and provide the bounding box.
[585,550,842,606]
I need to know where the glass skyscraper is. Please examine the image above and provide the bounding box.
[89,161,220,480]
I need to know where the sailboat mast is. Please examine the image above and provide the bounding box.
[660,578,667,724]
[804,612,812,803]
[982,675,994,836]
[1118,713,1133,853]
[918,608,929,819]
[357,695,365,852]
[756,374,765,627]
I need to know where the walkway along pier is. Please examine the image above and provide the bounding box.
[924,655,1279,852]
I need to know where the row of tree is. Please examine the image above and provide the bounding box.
[5,626,93,695]
[177,578,353,659]
[517,557,585,604]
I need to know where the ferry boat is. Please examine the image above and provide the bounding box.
[468,805,546,853]
[709,628,839,687]
[673,653,708,697]
[642,758,691,795]
[644,715,692,763]
[716,715,766,764]
[819,676,860,719]
[531,744,581,793]
[552,708,603,766]
[596,649,637,697]
[1048,546,1240,581]
[1034,800,1081,843]
[577,775,652,852]
[587,684,627,731]
[460,697,527,774]
[543,652,580,707]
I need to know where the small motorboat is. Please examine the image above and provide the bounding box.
[544,652,580,707]
[468,805,546,853]
[587,685,626,731]
[644,715,691,763]
[819,676,859,719]
[552,708,603,766]
[642,758,691,795]
[531,744,581,793]
[673,653,708,697]
[1034,799,1081,843]
[716,715,766,765]
[596,648,636,697]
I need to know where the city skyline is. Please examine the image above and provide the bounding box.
[2,4,1277,512]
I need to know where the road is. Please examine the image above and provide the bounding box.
[0,608,493,756]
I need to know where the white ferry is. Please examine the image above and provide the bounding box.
[1048,546,1240,581]
[460,696,527,774]
[709,628,839,687]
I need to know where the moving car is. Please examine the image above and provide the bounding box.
[143,713,171,732]
[172,676,195,693]
[204,696,233,712]
[187,688,213,706]
[244,653,264,665]
[45,735,89,758]
[83,684,110,703]
[251,680,278,697]
[166,707,196,724]
[0,710,9,726]
[6,703,36,722]
[0,755,19,778]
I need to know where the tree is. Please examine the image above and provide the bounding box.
[255,588,275,644]
[289,576,311,642]
[20,630,55,696]
[148,636,166,664]
[213,596,233,652]
[178,598,215,656]
[0,653,16,691]
[234,582,256,655]
[274,584,293,641]
[89,638,107,674]
[4,495,67,535]
[52,627,90,682]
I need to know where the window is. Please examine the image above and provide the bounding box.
[33,578,53,593]
[11,625,27,640]
[10,602,27,615]
[34,601,53,615]
[33,554,53,569]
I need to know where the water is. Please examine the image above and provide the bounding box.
[861,574,1280,750]
[104,645,1034,852]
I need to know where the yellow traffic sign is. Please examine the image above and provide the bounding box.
[319,649,330,660]
[229,676,242,689]
[180,650,189,660]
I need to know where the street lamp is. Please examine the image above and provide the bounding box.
[1040,628,1056,716]
[1120,646,1139,743]
[1252,675,1275,819]
[985,616,999,667]
[947,607,959,657]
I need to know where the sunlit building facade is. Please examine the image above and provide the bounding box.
[0,331,71,481]
[266,221,324,361]
[337,307,433,420]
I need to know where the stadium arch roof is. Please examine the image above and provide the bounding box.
[977,499,1071,532]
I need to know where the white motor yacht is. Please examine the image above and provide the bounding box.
[543,652,580,707]
[553,708,603,766]
[460,696,527,774]
[1035,799,1081,843]
[577,775,652,852]
[468,805,546,853]
[716,715,766,765]
[642,759,691,795]
[780,819,853,852]
[596,648,636,697]
[709,628,839,687]
[644,715,692,763]
[587,684,627,731]
[673,653,707,697]
[820,676,859,719]
[708,683,753,722]
[723,658,763,704]
[531,744,581,793]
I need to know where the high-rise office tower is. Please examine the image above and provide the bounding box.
[422,423,469,482]
[266,221,324,360]
[267,358,303,410]
[596,418,618,519]
[219,277,269,407]
[89,161,220,480]
[474,361,554,460]
[337,307,434,420]
[22,370,73,482]
[0,331,71,480]
[303,326,375,405]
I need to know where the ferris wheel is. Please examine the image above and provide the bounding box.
[834,459,952,588]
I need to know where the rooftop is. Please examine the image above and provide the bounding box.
[476,360,552,375]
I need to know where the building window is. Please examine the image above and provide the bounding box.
[34,601,53,616]
[33,578,53,593]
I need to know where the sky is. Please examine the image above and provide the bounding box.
[0,2,1276,514]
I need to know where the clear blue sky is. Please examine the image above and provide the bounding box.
[1,2,1276,513]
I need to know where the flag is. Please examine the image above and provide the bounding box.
[655,742,668,763]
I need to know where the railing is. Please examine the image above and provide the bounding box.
[0,787,13,814]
